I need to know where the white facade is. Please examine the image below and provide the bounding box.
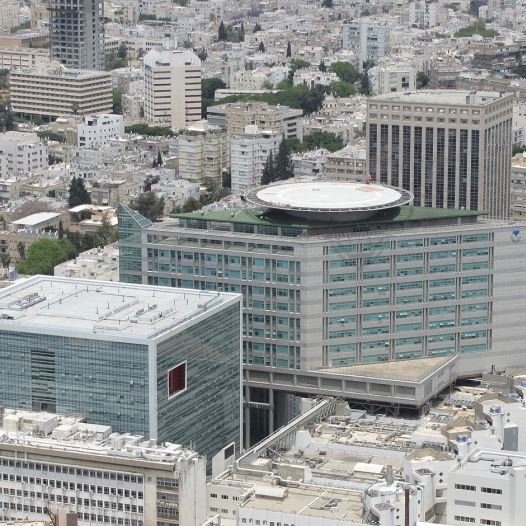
[77,114,125,147]
[369,62,416,95]
[0,131,47,177]
[144,49,202,130]
[0,407,207,526]
[0,0,21,32]
[230,125,280,193]
[342,19,392,69]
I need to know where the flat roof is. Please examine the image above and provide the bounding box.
[12,212,61,226]
[0,276,239,341]
[371,89,507,105]
[321,355,455,382]
[248,182,404,211]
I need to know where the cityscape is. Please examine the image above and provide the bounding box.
[0,0,525,525]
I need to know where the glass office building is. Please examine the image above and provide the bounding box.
[0,276,242,461]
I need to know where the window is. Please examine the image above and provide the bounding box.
[480,503,502,510]
[480,521,501,526]
[481,487,502,494]
[455,484,476,491]
[454,516,475,523]
[167,362,187,399]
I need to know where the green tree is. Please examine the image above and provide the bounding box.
[129,192,165,221]
[454,20,497,38]
[515,65,526,78]
[117,43,127,60]
[299,85,325,114]
[286,41,292,58]
[197,48,207,62]
[258,41,266,53]
[112,89,123,114]
[16,239,76,275]
[319,60,327,72]
[303,131,344,152]
[254,23,262,33]
[416,71,429,89]
[125,124,175,137]
[218,20,227,41]
[329,61,361,83]
[37,131,66,143]
[274,141,294,181]
[17,241,26,260]
[329,80,356,97]
[0,253,11,272]
[68,177,91,208]
[181,197,202,212]
[261,151,276,185]
[157,150,163,166]
[58,220,64,240]
[284,137,304,153]
[322,0,333,6]
[201,77,226,117]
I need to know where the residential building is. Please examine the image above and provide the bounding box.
[0,47,50,70]
[0,407,206,526]
[119,180,526,438]
[0,0,20,32]
[342,19,393,69]
[207,102,303,141]
[367,90,513,219]
[324,144,367,181]
[511,153,526,219]
[10,65,112,119]
[49,0,104,70]
[0,228,60,262]
[177,120,228,184]
[369,61,416,95]
[0,275,242,461]
[230,125,280,193]
[77,114,125,147]
[143,49,201,130]
[54,243,119,281]
[0,132,47,176]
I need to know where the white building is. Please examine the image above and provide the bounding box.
[143,49,202,130]
[511,153,526,219]
[0,0,20,32]
[0,407,207,526]
[77,114,125,147]
[292,68,339,88]
[342,19,393,69]
[369,61,416,94]
[54,243,119,281]
[230,125,280,193]
[0,131,47,177]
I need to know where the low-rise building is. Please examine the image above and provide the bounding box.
[77,114,125,147]
[511,153,526,219]
[10,65,112,119]
[0,407,207,526]
[54,243,119,281]
[0,131,47,176]
[324,144,367,181]
[0,46,50,70]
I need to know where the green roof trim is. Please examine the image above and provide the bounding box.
[169,205,487,229]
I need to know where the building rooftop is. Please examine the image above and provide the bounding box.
[11,64,110,79]
[0,276,239,341]
[12,212,61,227]
[371,89,509,105]
[0,407,200,465]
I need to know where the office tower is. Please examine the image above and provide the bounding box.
[0,408,206,526]
[10,65,112,119]
[143,49,201,130]
[49,0,104,70]
[367,90,513,219]
[230,125,280,193]
[342,19,392,69]
[0,276,242,460]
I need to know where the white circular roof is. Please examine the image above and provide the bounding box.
[251,182,403,211]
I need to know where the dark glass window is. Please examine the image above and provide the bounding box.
[168,363,187,398]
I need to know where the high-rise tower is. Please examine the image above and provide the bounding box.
[49,0,105,70]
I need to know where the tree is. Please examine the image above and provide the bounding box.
[197,48,207,62]
[58,220,64,240]
[0,253,11,273]
[68,177,91,208]
[302,131,344,152]
[240,21,245,42]
[258,41,266,53]
[416,71,429,89]
[319,60,327,72]
[129,192,165,221]
[299,85,325,114]
[322,0,334,6]
[17,241,26,260]
[16,239,76,275]
[218,20,227,41]
[286,41,292,58]
[261,151,276,185]
[117,43,127,60]
[254,22,262,33]
[71,102,79,115]
[330,61,361,83]
[201,77,226,117]
[359,68,372,95]
[275,141,294,181]
[181,197,202,212]
[157,150,163,167]
[329,80,356,97]
[112,89,123,114]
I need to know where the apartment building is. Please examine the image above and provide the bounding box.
[0,0,20,32]
[177,120,228,184]
[369,61,416,95]
[367,90,513,219]
[119,180,526,380]
[0,47,50,70]
[77,114,125,147]
[49,0,105,70]
[143,49,201,130]
[324,144,367,181]
[230,125,280,193]
[0,131,47,176]
[207,102,303,141]
[10,65,112,119]
[0,408,206,526]
[0,276,242,461]
[511,153,526,219]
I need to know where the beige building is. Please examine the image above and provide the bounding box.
[324,144,367,181]
[0,46,50,70]
[0,0,20,32]
[178,120,228,184]
[207,101,303,141]
[10,64,112,119]
[367,90,513,219]
[511,153,526,219]
[143,48,201,130]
